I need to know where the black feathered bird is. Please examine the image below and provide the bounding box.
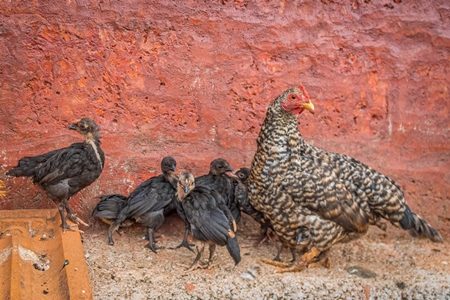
[172,158,240,253]
[92,194,134,227]
[177,172,241,270]
[232,168,273,243]
[196,158,240,222]
[6,118,104,230]
[106,156,178,253]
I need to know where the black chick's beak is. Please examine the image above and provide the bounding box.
[228,169,239,179]
[183,184,189,194]
[68,123,78,130]
[171,164,176,172]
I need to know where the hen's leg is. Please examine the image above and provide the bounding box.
[307,249,331,269]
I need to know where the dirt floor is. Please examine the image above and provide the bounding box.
[82,214,450,300]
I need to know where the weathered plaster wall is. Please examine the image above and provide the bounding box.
[0,0,449,234]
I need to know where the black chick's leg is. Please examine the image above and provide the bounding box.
[58,202,71,231]
[186,243,205,271]
[257,223,271,245]
[170,225,195,252]
[272,243,283,262]
[144,228,163,254]
[206,244,217,269]
[107,222,120,245]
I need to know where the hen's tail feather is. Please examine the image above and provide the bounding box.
[226,236,241,265]
[400,205,443,243]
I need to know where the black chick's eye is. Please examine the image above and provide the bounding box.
[218,165,223,168]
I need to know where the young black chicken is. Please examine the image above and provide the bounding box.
[92,194,134,227]
[172,158,239,253]
[6,118,104,231]
[177,172,241,270]
[106,156,178,253]
[233,168,272,242]
[248,85,443,273]
[196,158,240,222]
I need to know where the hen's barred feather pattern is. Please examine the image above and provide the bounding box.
[248,86,442,273]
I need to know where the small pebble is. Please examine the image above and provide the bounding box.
[347,266,377,278]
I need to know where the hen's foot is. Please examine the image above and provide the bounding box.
[262,258,292,268]
[272,248,322,273]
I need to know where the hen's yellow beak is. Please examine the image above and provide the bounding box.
[301,101,315,114]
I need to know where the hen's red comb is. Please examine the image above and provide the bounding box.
[298,84,310,100]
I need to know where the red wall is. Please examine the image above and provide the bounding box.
[1,1,449,235]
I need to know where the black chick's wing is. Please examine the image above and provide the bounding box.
[33,143,99,187]
[122,175,176,220]
[184,188,233,247]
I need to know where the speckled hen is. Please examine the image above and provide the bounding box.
[6,118,104,231]
[248,85,443,273]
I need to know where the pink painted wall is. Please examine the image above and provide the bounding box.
[1,1,449,235]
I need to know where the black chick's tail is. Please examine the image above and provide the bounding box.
[226,235,241,265]
[399,205,443,243]
[6,164,34,177]
[92,194,128,217]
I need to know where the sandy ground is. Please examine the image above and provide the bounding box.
[82,214,450,300]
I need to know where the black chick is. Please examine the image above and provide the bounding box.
[107,156,178,253]
[92,194,134,227]
[196,158,240,222]
[177,172,241,270]
[6,118,104,230]
[172,158,239,253]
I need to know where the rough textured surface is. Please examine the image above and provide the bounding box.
[1,1,449,236]
[83,214,450,299]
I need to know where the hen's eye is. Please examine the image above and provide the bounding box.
[290,95,297,100]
